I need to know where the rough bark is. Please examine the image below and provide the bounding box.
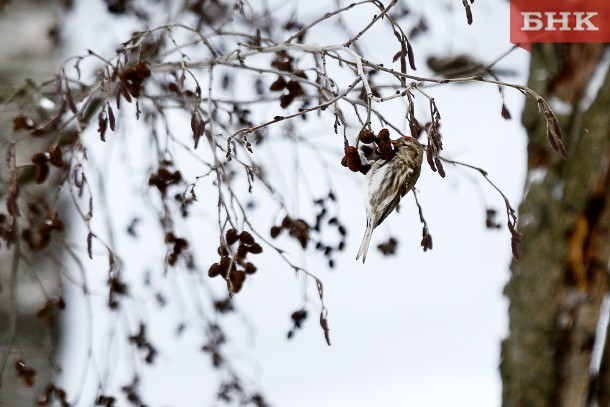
[501,43,610,407]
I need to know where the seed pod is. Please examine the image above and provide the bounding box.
[377,128,390,141]
[34,163,50,184]
[244,262,257,274]
[281,216,291,228]
[361,145,374,157]
[51,215,64,231]
[13,115,30,130]
[208,263,222,278]
[174,238,188,251]
[344,146,361,172]
[358,129,376,144]
[236,244,248,260]
[238,231,255,245]
[286,80,304,96]
[248,243,263,254]
[270,226,282,238]
[225,229,239,245]
[280,93,295,108]
[229,271,246,293]
[133,61,151,79]
[48,145,63,167]
[378,140,395,160]
[32,152,48,165]
[269,76,287,91]
[219,256,232,275]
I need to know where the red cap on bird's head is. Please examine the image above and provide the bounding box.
[392,135,417,146]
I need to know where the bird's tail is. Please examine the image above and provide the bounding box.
[356,221,374,263]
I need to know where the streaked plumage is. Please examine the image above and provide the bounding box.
[356,136,424,262]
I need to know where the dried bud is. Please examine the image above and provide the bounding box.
[501,104,512,120]
[421,231,433,252]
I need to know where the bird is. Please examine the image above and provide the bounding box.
[356,136,424,262]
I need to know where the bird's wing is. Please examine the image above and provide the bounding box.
[375,167,416,227]
[376,191,402,227]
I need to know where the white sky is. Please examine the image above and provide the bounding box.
[58,0,531,406]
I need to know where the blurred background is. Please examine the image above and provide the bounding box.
[1,1,608,406]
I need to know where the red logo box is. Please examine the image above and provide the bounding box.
[510,0,610,50]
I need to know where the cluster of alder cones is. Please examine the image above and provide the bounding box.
[341,128,397,175]
[208,229,262,293]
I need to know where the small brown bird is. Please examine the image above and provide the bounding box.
[357,136,424,262]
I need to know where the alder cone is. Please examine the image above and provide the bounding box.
[358,129,376,144]
[378,140,395,160]
[377,128,390,141]
[344,146,361,172]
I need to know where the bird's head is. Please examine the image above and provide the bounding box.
[392,136,420,148]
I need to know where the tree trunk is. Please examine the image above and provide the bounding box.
[501,43,610,407]
[0,1,62,404]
